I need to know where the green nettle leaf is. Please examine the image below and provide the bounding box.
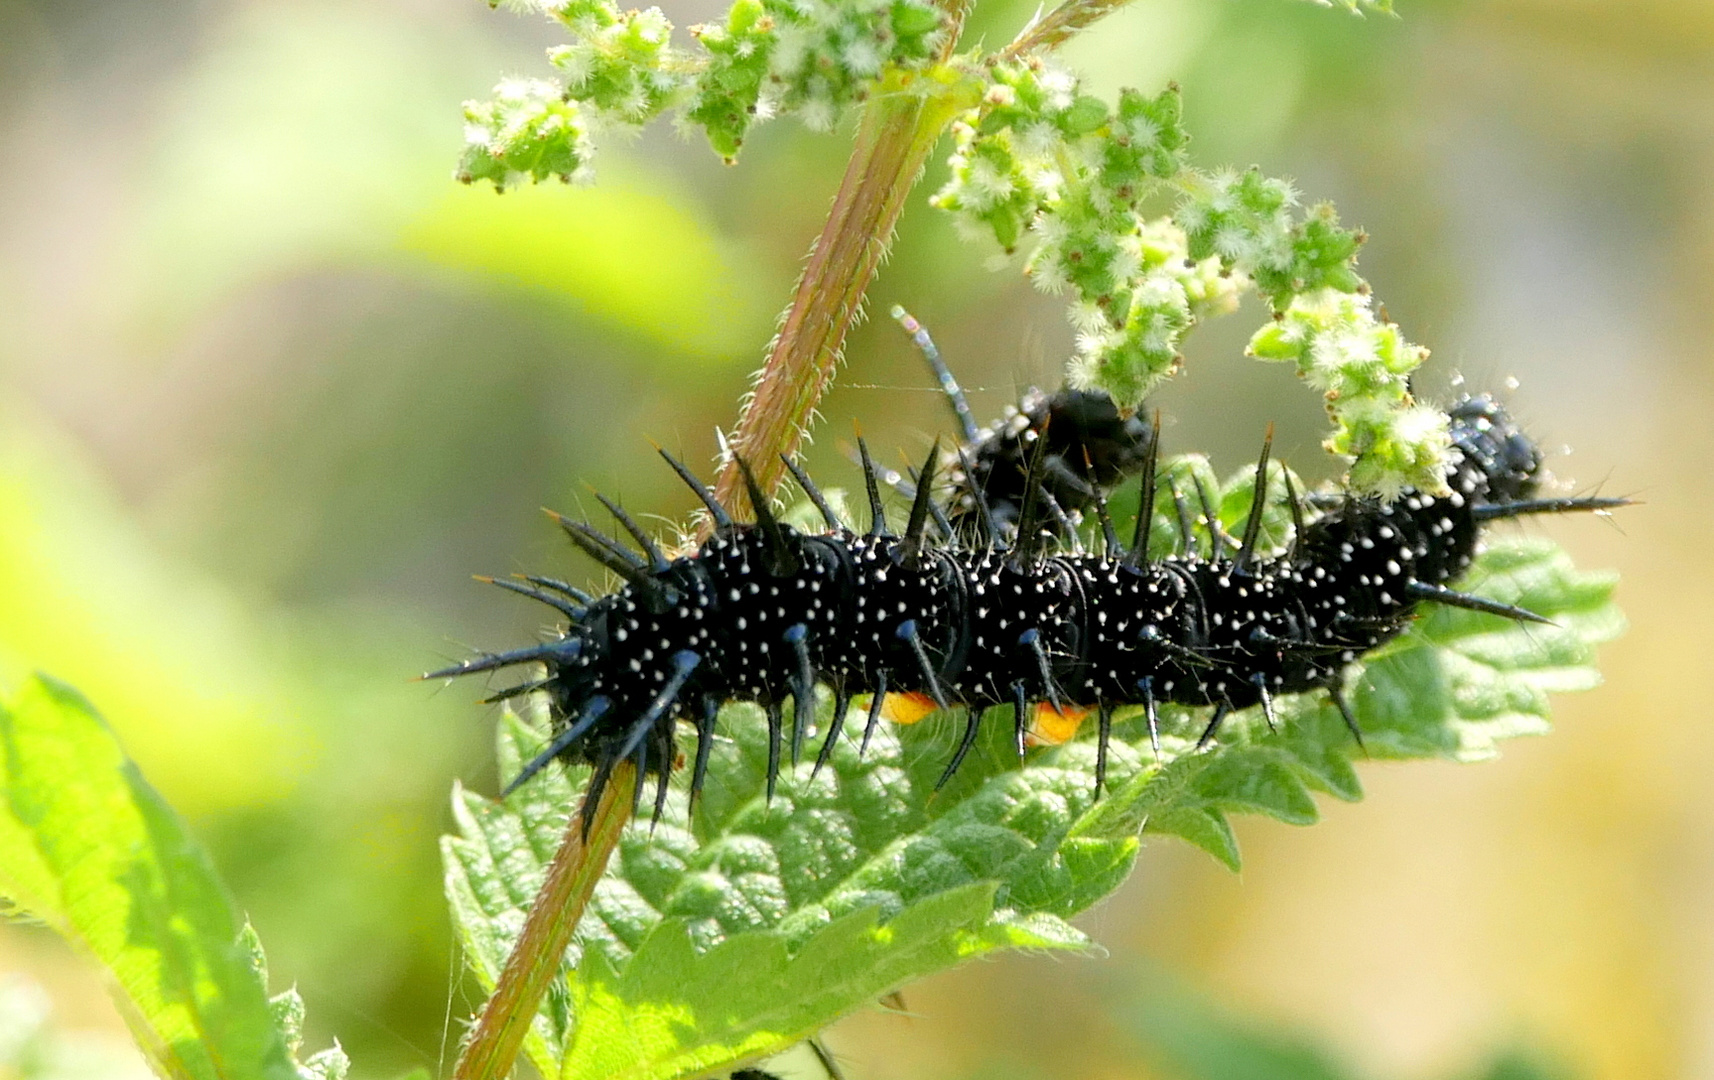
[0,676,344,1080]
[445,706,1103,1080]
[444,466,1622,1080]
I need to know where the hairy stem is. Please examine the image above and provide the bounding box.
[706,65,976,527]
[1005,0,1136,57]
[452,764,637,1080]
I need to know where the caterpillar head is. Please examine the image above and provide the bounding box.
[1042,388,1154,490]
[1448,394,1542,504]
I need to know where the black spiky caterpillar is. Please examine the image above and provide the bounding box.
[428,393,1622,823]
[949,385,1153,537]
[890,306,1153,540]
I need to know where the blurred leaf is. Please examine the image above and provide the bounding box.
[1120,969,1580,1080]
[0,974,154,1080]
[0,675,332,1080]
[1469,1050,1577,1080]
[1126,970,1360,1080]
[124,3,459,337]
[0,409,306,813]
[126,3,767,360]
[401,183,770,360]
[1306,0,1391,14]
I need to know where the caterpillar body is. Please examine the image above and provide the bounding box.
[428,392,1621,822]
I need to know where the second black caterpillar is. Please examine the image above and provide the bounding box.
[427,395,1620,821]
[889,305,1153,540]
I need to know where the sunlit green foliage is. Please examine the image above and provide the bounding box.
[0,677,344,1080]
[0,976,154,1080]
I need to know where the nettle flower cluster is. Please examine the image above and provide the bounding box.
[459,0,1446,497]
[933,57,1449,496]
[459,0,947,186]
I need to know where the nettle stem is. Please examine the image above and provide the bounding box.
[707,65,978,526]
[1004,0,1134,56]
[453,764,636,1080]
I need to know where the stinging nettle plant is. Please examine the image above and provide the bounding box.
[438,1,1623,1079]
[0,1,1622,1080]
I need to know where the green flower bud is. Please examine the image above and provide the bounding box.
[1250,289,1444,494]
[688,0,778,161]
[457,78,594,189]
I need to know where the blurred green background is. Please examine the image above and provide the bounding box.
[0,0,1703,1077]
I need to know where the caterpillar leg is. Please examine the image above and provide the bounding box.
[1195,702,1231,750]
[859,670,888,756]
[1095,703,1113,798]
[809,683,853,783]
[1250,672,1278,733]
[650,725,676,826]
[764,699,784,802]
[1138,676,1161,761]
[690,694,720,809]
[1010,681,1030,759]
[937,707,987,790]
[1019,628,1065,712]
[784,623,816,764]
[1326,677,1366,753]
[895,619,951,710]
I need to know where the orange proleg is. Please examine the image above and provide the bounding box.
[880,692,941,726]
[1028,702,1093,746]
